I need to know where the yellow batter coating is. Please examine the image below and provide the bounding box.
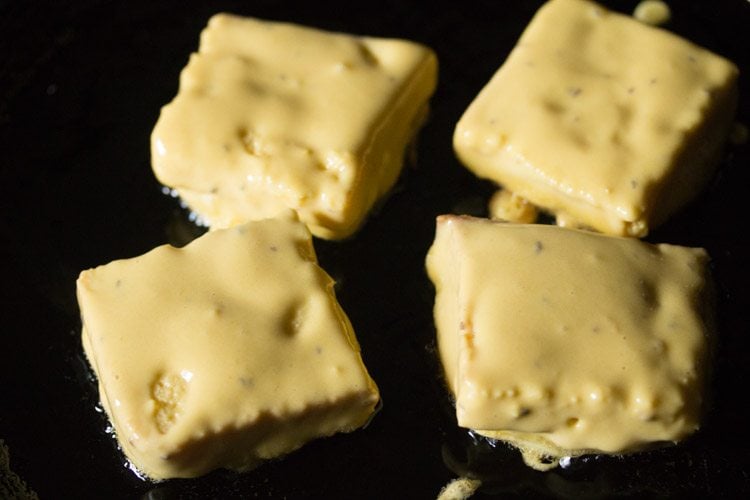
[426,215,712,469]
[454,0,738,237]
[78,213,379,479]
[152,14,437,240]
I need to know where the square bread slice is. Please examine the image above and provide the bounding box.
[426,215,712,469]
[152,14,437,240]
[77,214,379,479]
[454,0,738,237]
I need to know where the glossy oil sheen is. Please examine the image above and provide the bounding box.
[1,0,749,497]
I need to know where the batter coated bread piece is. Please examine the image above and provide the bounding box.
[152,14,437,240]
[426,215,712,469]
[454,0,738,237]
[78,213,379,479]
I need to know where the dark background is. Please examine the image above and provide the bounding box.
[1,1,748,498]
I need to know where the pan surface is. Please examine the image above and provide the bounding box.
[1,1,749,497]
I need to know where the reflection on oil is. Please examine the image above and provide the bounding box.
[441,429,723,498]
[165,205,207,248]
[1,439,39,499]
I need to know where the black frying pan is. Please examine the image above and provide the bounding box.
[2,1,749,497]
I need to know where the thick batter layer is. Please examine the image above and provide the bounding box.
[454,0,738,237]
[78,214,379,479]
[152,14,437,240]
[426,216,712,469]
